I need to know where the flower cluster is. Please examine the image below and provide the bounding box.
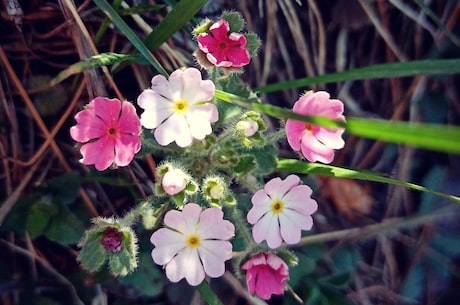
[70,11,346,302]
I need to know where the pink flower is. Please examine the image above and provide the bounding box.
[241,253,289,300]
[285,91,345,164]
[150,203,235,286]
[137,68,218,147]
[70,97,141,171]
[247,175,318,249]
[197,19,250,68]
[161,168,187,196]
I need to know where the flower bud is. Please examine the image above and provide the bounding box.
[77,217,139,277]
[236,120,259,137]
[101,227,123,252]
[161,168,187,196]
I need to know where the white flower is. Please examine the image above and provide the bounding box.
[150,203,235,286]
[137,68,218,147]
[247,175,318,249]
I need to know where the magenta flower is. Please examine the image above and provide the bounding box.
[137,68,218,147]
[242,253,289,300]
[197,19,250,68]
[247,175,318,249]
[150,203,235,286]
[70,97,141,171]
[285,91,345,164]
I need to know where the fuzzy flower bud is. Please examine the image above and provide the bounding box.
[161,168,188,196]
[236,120,259,137]
[101,227,123,253]
[203,176,235,207]
[77,217,139,277]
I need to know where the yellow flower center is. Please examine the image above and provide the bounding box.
[271,199,284,214]
[186,234,201,248]
[174,99,189,114]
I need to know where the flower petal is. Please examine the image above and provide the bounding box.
[314,127,345,149]
[197,207,234,240]
[252,213,282,249]
[79,136,115,171]
[186,105,218,140]
[264,175,300,199]
[285,119,306,151]
[300,133,335,163]
[208,19,230,41]
[118,101,141,135]
[150,74,173,100]
[91,97,121,126]
[165,247,205,286]
[138,89,174,129]
[114,133,141,166]
[163,203,202,233]
[180,68,215,104]
[198,240,233,278]
[154,113,193,147]
[70,109,106,142]
[150,228,186,265]
[283,185,318,215]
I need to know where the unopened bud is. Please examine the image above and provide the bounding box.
[162,168,187,196]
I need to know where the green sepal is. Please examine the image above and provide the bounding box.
[77,229,107,273]
[193,18,212,36]
[107,246,134,277]
[221,11,245,33]
[107,229,138,277]
[244,32,261,57]
[171,191,186,208]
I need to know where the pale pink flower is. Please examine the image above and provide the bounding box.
[247,175,318,249]
[197,19,250,68]
[137,68,217,147]
[70,97,141,171]
[241,253,289,300]
[161,168,187,196]
[286,91,345,164]
[150,203,235,286]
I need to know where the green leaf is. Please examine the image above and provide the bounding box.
[255,59,460,93]
[51,52,139,86]
[318,271,352,289]
[196,281,225,305]
[27,198,58,238]
[143,0,208,50]
[93,0,167,75]
[276,159,460,204]
[26,194,85,244]
[40,171,82,205]
[119,252,165,297]
[234,155,256,174]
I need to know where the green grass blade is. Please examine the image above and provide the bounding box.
[277,159,460,204]
[143,0,208,50]
[196,281,225,305]
[50,52,139,86]
[93,0,168,76]
[215,90,460,154]
[256,59,460,93]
